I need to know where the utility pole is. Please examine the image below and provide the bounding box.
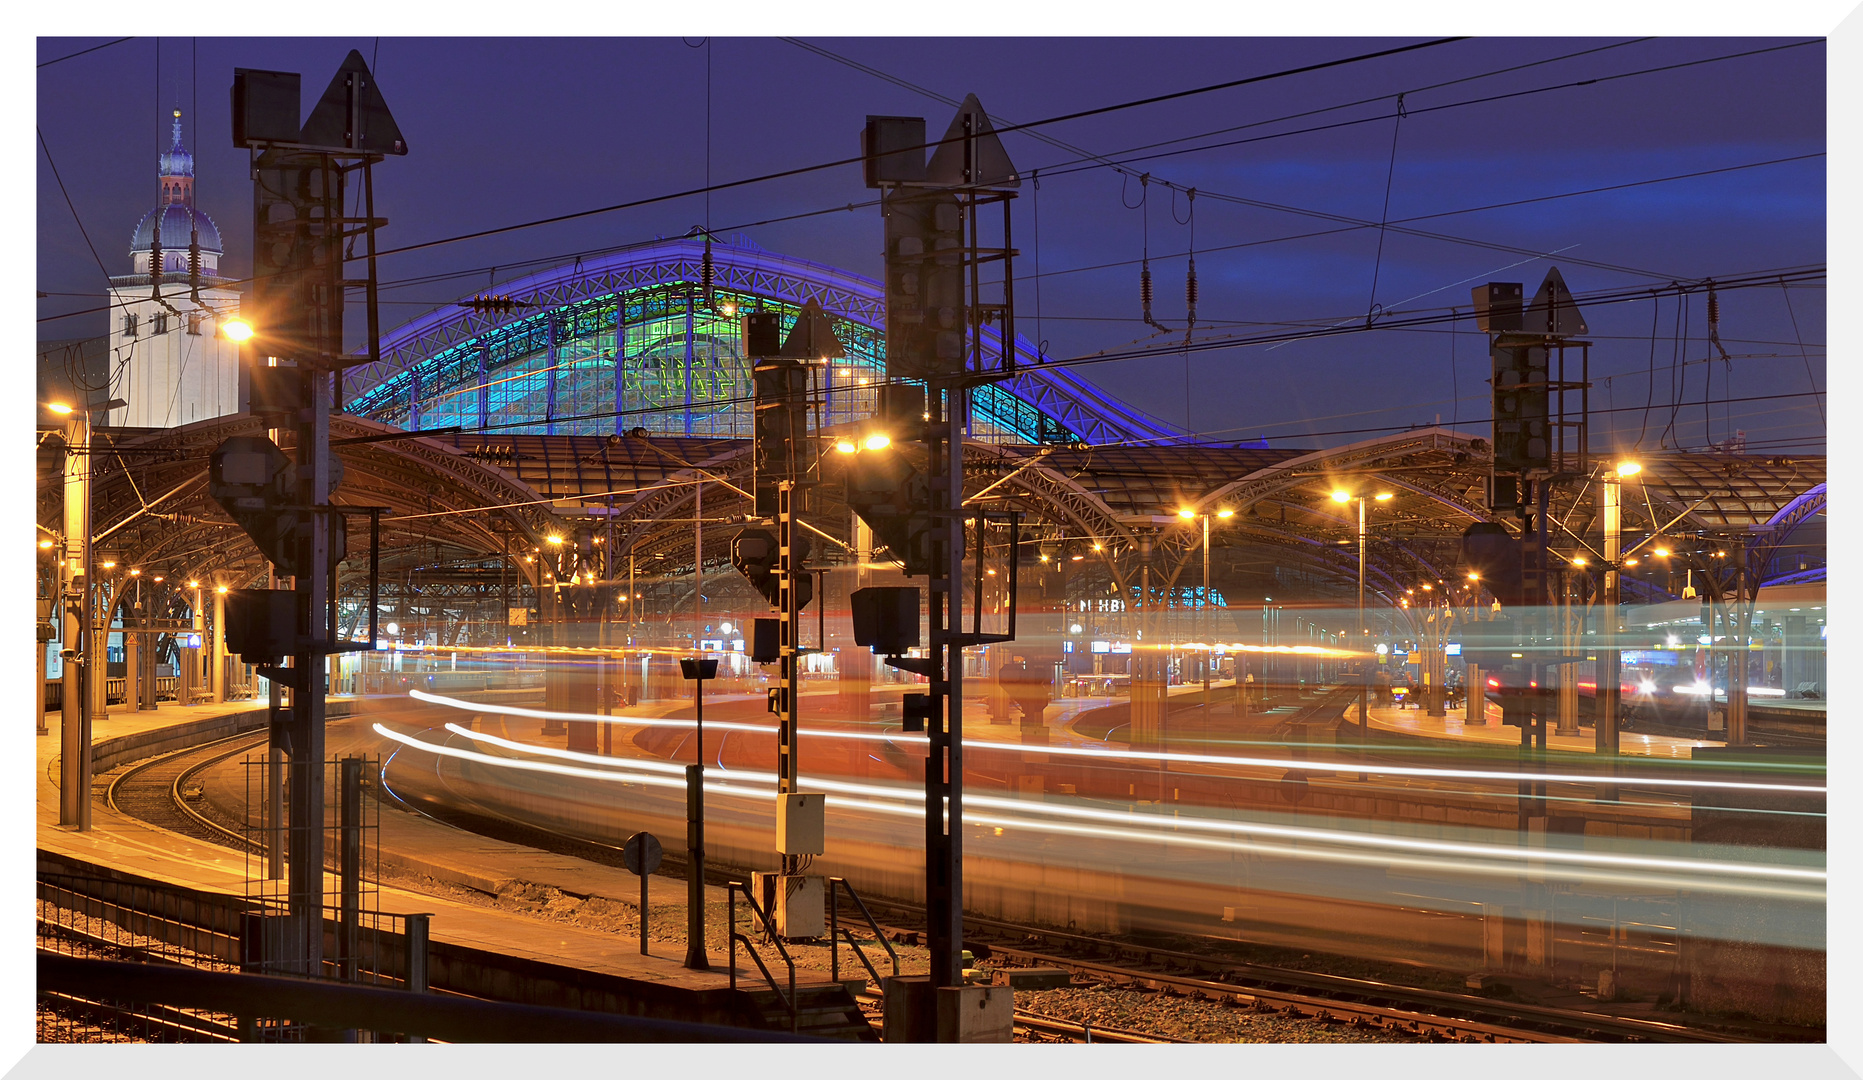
[55,403,97,831]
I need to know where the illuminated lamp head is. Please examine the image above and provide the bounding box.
[833,439,857,454]
[46,402,74,416]
[221,318,255,343]
[1177,508,1196,519]
[1374,492,1393,502]
[1330,490,1351,503]
[1216,508,1235,518]
[1615,460,1641,478]
[863,433,891,451]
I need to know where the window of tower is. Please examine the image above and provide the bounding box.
[123,313,138,337]
[152,312,169,335]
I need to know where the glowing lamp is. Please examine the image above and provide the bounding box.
[46,402,75,416]
[1374,492,1393,502]
[863,433,891,451]
[1178,508,1196,519]
[221,318,255,343]
[188,580,200,588]
[1216,508,1235,518]
[834,439,857,454]
[546,535,565,545]
[1571,556,1588,566]
[216,585,228,594]
[37,540,53,549]
[1615,461,1641,478]
[1330,490,1351,503]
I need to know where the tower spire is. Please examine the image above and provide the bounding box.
[158,109,194,208]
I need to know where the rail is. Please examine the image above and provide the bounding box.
[827,876,898,989]
[725,880,796,1033]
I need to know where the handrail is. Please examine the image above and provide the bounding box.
[725,880,796,1034]
[827,876,898,990]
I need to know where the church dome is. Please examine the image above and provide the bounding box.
[131,204,222,256]
[125,109,224,275]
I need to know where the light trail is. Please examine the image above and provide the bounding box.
[407,689,1827,795]
[385,721,1824,901]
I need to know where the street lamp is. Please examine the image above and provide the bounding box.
[45,396,125,831]
[678,656,719,970]
[1178,506,1235,706]
[1331,488,1394,746]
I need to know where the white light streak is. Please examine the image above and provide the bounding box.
[407,690,1824,795]
[392,722,1823,899]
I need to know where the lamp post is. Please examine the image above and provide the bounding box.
[679,656,718,970]
[1596,461,1639,759]
[1332,489,1393,754]
[47,398,122,831]
[1177,506,1235,708]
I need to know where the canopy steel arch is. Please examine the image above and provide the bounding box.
[343,238,1188,448]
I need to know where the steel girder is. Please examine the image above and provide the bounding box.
[38,413,557,593]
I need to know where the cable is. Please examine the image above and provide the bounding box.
[362,38,1464,261]
[38,37,134,69]
[1364,94,1406,327]
[1636,291,1661,449]
[1779,277,1824,426]
[37,128,115,293]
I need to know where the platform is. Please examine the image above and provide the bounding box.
[34,695,852,1033]
[1356,699,1718,760]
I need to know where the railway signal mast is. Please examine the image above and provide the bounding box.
[855,96,1022,1041]
[210,52,405,977]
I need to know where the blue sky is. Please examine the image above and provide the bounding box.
[36,35,1826,453]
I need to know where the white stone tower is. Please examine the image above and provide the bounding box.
[107,110,242,428]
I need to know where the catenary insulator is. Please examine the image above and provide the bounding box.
[1707,289,1720,327]
[1140,262,1154,320]
[1185,257,1199,322]
[701,242,715,296]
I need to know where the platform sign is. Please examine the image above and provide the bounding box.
[622,831,662,956]
[1445,643,1462,657]
[1090,640,1111,654]
[622,831,662,876]
[1111,642,1133,654]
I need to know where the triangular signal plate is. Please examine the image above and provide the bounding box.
[779,300,846,360]
[925,94,1020,190]
[299,49,407,155]
[1524,265,1586,336]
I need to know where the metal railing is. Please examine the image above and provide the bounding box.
[39,952,815,1043]
[36,862,431,1043]
[827,876,898,990]
[725,880,796,1033]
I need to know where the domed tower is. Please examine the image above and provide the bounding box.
[107,110,242,428]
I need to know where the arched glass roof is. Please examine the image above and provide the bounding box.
[344,237,1188,447]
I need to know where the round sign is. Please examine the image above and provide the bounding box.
[621,831,663,876]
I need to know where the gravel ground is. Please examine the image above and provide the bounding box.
[381,869,1419,1043]
[1011,982,1414,1043]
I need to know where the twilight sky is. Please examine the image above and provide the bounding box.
[35,35,1826,454]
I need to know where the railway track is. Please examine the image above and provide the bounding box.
[102,731,267,853]
[97,719,1793,1044]
[845,897,1740,1044]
